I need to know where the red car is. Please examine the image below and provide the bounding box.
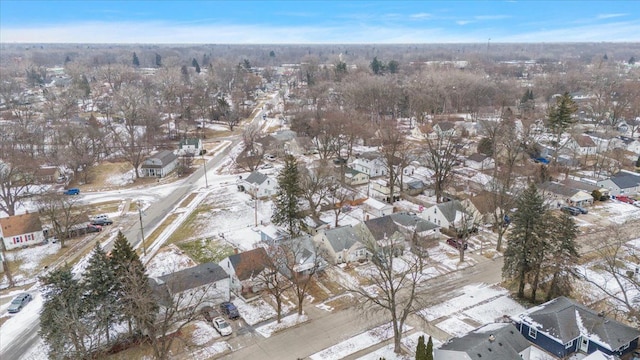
[446,238,468,251]
[615,195,635,204]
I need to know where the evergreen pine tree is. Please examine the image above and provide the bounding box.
[272,155,303,236]
[192,58,201,73]
[64,55,71,64]
[547,92,577,165]
[502,183,547,299]
[415,335,427,360]
[544,213,580,301]
[132,52,140,67]
[387,60,399,74]
[155,53,162,67]
[426,336,434,360]
[40,266,90,359]
[630,56,636,65]
[269,50,276,57]
[110,231,157,336]
[84,242,118,344]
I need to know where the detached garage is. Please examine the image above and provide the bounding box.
[140,150,178,178]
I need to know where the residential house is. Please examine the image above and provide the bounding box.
[343,168,369,186]
[512,296,640,358]
[618,135,640,155]
[362,197,394,220]
[421,200,474,232]
[274,235,328,277]
[350,152,387,178]
[140,150,178,178]
[435,323,532,360]
[178,138,204,156]
[465,153,495,171]
[35,166,60,184]
[150,262,231,312]
[466,191,511,225]
[428,121,456,139]
[287,136,316,156]
[313,225,368,264]
[538,181,594,208]
[0,213,45,250]
[219,247,273,296]
[389,212,440,240]
[568,135,598,157]
[370,179,402,203]
[404,179,426,196]
[596,170,640,196]
[239,171,278,199]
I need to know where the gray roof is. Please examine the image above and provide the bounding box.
[145,150,178,167]
[439,323,530,359]
[515,296,640,350]
[406,180,425,190]
[468,153,489,162]
[156,262,228,295]
[364,216,400,240]
[245,171,269,185]
[436,122,455,131]
[179,138,201,147]
[539,181,580,197]
[322,226,360,252]
[609,172,640,189]
[271,129,296,142]
[437,200,467,222]
[390,212,439,232]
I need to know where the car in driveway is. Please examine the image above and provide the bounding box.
[8,293,32,313]
[86,224,102,233]
[615,195,635,204]
[212,317,233,336]
[446,238,468,250]
[574,206,588,214]
[91,218,113,226]
[560,206,580,216]
[201,306,217,322]
[219,302,240,319]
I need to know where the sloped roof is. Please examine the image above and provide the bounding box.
[0,213,43,237]
[364,216,400,241]
[227,247,271,281]
[609,172,640,189]
[436,200,467,222]
[515,296,640,350]
[576,135,597,148]
[322,226,361,252]
[539,181,580,198]
[435,121,455,131]
[467,153,489,163]
[156,262,228,295]
[439,323,530,360]
[179,138,201,147]
[389,212,438,232]
[244,171,269,185]
[144,150,178,167]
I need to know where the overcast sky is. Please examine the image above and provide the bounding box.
[1,0,639,43]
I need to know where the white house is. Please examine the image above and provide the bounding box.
[421,200,474,230]
[140,150,179,177]
[150,262,231,312]
[0,213,45,250]
[313,225,368,264]
[465,153,495,170]
[568,135,598,156]
[239,171,278,199]
[219,247,273,296]
[351,153,387,178]
[343,167,369,186]
[362,197,394,220]
[538,181,594,208]
[596,171,640,196]
[178,138,204,156]
[370,179,402,203]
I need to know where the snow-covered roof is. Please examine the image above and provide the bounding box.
[438,323,530,359]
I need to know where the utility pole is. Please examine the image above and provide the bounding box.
[202,153,209,188]
[254,196,258,227]
[138,200,146,256]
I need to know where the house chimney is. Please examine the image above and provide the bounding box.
[488,334,496,342]
[233,248,239,254]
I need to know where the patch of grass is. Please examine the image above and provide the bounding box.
[177,238,235,264]
[0,316,10,327]
[179,193,197,208]
[139,213,180,256]
[166,205,212,244]
[81,200,123,215]
[323,293,356,311]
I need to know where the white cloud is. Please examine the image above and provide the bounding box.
[597,13,628,19]
[1,18,638,44]
[410,12,432,19]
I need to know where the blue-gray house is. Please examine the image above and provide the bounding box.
[511,297,640,358]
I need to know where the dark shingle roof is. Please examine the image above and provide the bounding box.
[515,296,640,350]
[468,153,488,163]
[244,171,269,185]
[0,213,43,237]
[227,247,271,281]
[437,200,467,223]
[539,181,580,198]
[364,216,400,240]
[439,323,530,359]
[389,212,438,232]
[609,172,640,190]
[156,262,229,295]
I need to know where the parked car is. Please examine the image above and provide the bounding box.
[259,163,273,169]
[8,293,32,313]
[91,218,113,226]
[615,195,635,204]
[219,301,240,319]
[63,188,80,195]
[333,157,347,165]
[264,154,276,161]
[86,224,102,233]
[560,206,580,216]
[92,214,109,221]
[212,317,233,336]
[574,206,588,214]
[446,238,468,250]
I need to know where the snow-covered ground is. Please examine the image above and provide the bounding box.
[146,244,197,278]
[0,291,42,354]
[254,313,309,338]
[419,283,507,322]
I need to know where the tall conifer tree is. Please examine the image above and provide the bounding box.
[271,155,303,236]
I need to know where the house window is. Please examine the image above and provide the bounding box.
[565,340,573,349]
[528,327,537,339]
[434,209,437,214]
[620,342,629,351]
